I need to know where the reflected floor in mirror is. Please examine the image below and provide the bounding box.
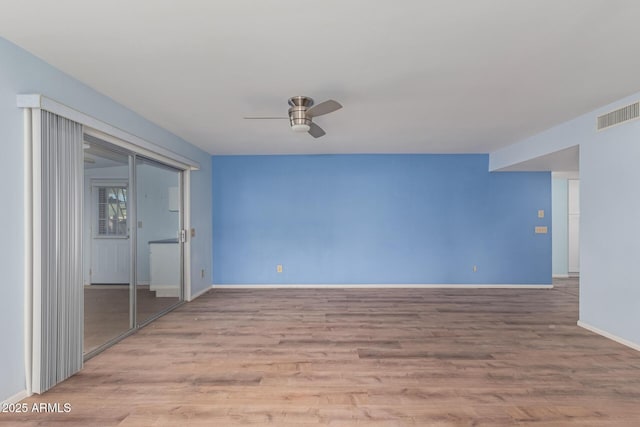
[84,285,179,354]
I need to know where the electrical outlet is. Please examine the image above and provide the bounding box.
[277,264,283,273]
[473,265,478,272]
[201,269,205,278]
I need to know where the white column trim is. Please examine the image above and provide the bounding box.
[23,108,33,396]
[30,109,42,394]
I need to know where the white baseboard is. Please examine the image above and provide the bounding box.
[2,389,30,405]
[577,320,640,352]
[187,284,214,301]
[213,283,553,289]
[553,274,569,278]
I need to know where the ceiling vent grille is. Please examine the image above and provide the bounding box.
[597,102,640,130]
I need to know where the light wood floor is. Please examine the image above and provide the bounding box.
[5,279,640,426]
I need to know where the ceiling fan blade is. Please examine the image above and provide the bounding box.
[308,122,326,138]
[306,100,342,118]
[243,116,288,119]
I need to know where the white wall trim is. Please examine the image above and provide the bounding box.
[578,321,640,352]
[17,94,200,170]
[213,283,554,289]
[23,108,33,396]
[188,285,213,301]
[1,390,30,405]
[30,109,42,393]
[552,274,570,279]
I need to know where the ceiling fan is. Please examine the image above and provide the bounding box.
[244,96,342,138]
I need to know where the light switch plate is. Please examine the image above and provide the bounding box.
[276,264,283,273]
[538,210,545,218]
[535,226,548,234]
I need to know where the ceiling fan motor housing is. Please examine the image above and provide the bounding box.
[288,96,313,131]
[243,95,339,137]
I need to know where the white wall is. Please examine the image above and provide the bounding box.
[0,37,212,402]
[0,39,29,404]
[580,122,640,345]
[490,90,640,349]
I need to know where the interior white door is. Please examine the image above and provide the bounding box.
[90,183,131,284]
[91,238,130,283]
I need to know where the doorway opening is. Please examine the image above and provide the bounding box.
[551,171,580,279]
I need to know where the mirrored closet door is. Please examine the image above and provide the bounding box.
[83,135,184,358]
[135,157,183,325]
[83,136,134,355]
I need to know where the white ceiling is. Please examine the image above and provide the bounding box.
[2,1,640,156]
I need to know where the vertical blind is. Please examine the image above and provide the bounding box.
[34,111,84,393]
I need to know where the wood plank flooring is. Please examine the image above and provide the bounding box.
[4,279,640,426]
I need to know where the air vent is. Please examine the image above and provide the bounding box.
[597,102,640,130]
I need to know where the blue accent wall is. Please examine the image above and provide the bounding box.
[212,154,551,284]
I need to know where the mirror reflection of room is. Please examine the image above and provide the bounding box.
[83,137,132,354]
[83,137,183,356]
[136,157,182,325]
